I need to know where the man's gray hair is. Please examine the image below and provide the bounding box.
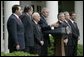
[59,12,65,16]
[41,7,48,14]
[64,11,69,15]
[32,12,40,18]
[57,12,64,18]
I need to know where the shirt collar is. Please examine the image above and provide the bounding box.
[26,13,30,16]
[13,13,19,19]
[64,20,68,23]
[69,19,74,23]
[33,20,38,24]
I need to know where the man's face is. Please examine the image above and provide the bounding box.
[29,7,33,15]
[16,6,22,16]
[34,14,41,22]
[65,13,70,20]
[36,15,40,22]
[59,14,65,21]
[71,13,76,20]
[43,9,49,18]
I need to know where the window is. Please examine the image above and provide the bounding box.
[37,5,41,13]
[31,5,35,12]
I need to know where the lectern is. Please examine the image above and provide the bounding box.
[44,27,67,56]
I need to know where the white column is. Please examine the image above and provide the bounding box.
[75,1,83,44]
[1,1,4,52]
[4,1,20,53]
[46,1,58,25]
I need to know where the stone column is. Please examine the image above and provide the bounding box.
[4,1,20,53]
[46,1,58,25]
[1,1,4,52]
[75,1,83,44]
[46,1,65,56]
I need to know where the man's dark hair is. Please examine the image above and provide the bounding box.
[69,11,75,16]
[23,5,32,13]
[12,5,20,13]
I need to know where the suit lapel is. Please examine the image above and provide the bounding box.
[41,16,48,25]
[13,14,23,25]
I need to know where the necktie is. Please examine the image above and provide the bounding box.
[68,22,72,33]
[18,16,21,21]
[65,21,72,34]
[73,22,77,28]
[17,17,23,24]
[37,24,41,32]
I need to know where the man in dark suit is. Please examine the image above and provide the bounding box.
[38,8,51,56]
[19,5,34,53]
[56,12,69,45]
[64,11,76,56]
[69,12,80,56]
[32,12,44,56]
[7,5,25,53]
[52,12,71,56]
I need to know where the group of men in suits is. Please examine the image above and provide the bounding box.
[7,5,51,56]
[53,11,80,56]
[7,4,80,56]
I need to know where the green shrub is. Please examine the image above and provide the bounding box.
[77,44,83,56]
[1,51,38,56]
[48,35,54,56]
[1,36,83,56]
[48,36,83,56]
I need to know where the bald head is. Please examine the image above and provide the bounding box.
[41,7,49,18]
[64,11,69,15]
[64,11,70,20]
[58,12,65,21]
[32,12,41,22]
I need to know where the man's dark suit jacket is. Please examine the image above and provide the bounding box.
[68,20,80,45]
[68,20,80,38]
[32,20,43,50]
[53,20,72,46]
[38,15,51,31]
[46,20,70,38]
[38,15,51,46]
[7,14,25,50]
[20,13,34,47]
[67,20,80,56]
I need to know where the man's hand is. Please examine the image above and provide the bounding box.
[16,44,20,50]
[40,41,44,46]
[64,39,68,45]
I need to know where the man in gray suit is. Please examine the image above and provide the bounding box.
[7,5,25,53]
[64,11,73,56]
[32,12,44,55]
[20,5,34,53]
